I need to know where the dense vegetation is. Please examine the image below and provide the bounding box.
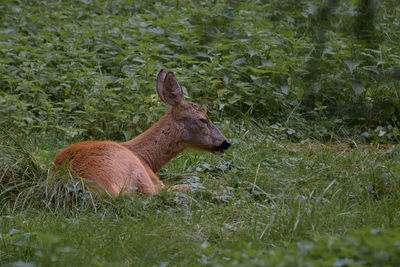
[1,0,400,266]
[1,0,399,141]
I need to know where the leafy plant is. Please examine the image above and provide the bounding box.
[1,0,399,142]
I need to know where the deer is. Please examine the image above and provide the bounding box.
[53,70,230,196]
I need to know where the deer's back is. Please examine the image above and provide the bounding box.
[54,141,160,195]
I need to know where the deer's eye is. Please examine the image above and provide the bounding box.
[200,118,208,124]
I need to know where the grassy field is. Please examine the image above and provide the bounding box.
[1,125,400,266]
[1,0,400,266]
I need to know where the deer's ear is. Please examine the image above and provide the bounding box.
[158,71,184,107]
[157,69,167,103]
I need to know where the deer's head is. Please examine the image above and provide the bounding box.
[157,69,230,154]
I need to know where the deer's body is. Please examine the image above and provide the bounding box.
[54,70,230,196]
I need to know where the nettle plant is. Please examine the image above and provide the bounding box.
[0,0,399,142]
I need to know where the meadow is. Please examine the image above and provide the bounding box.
[1,0,400,266]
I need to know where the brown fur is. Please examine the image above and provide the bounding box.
[53,70,230,196]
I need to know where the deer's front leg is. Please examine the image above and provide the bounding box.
[169,184,190,192]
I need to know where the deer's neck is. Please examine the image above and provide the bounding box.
[121,111,185,173]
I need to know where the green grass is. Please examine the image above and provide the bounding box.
[1,125,400,266]
[1,0,400,265]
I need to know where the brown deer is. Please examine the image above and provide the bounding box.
[54,70,230,196]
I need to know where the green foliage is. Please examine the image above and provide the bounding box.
[1,0,400,265]
[200,228,400,266]
[1,0,399,141]
[1,125,400,266]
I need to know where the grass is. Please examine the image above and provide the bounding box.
[1,0,400,265]
[1,124,400,266]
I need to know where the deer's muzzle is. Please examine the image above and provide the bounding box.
[214,140,231,154]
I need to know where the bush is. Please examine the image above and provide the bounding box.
[1,0,399,142]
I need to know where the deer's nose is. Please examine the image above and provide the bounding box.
[219,140,231,151]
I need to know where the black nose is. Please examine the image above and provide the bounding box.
[219,140,231,151]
